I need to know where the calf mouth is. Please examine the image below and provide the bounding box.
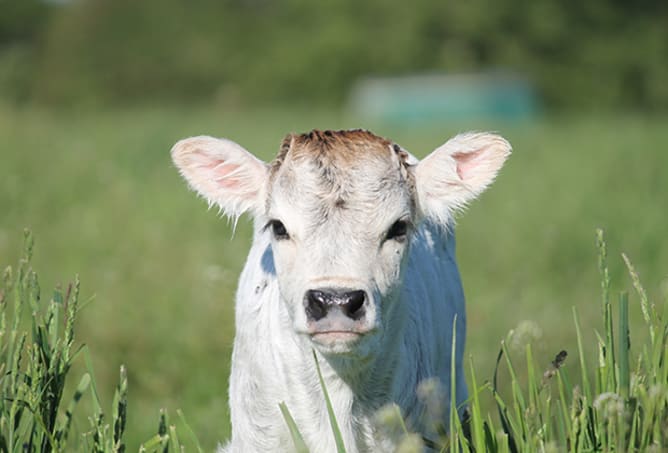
[311,330,362,344]
[308,327,377,354]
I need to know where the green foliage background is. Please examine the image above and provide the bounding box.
[1,0,668,109]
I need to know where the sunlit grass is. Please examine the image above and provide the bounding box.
[0,231,201,452]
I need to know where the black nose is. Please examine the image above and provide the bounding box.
[305,289,367,322]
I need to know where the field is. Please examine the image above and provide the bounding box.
[1,103,667,450]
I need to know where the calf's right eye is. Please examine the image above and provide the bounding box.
[269,220,290,240]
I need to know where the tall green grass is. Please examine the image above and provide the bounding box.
[480,229,668,452]
[280,229,668,452]
[0,231,201,452]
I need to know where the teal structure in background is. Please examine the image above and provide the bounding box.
[350,73,538,122]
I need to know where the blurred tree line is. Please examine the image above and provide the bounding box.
[1,0,667,110]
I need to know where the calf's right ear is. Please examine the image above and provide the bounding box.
[171,136,268,220]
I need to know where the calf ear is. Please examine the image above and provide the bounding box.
[415,132,511,225]
[171,136,268,219]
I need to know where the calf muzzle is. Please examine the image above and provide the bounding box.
[304,288,367,322]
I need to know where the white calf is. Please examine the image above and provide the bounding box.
[172,129,510,452]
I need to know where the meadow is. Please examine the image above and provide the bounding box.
[1,103,667,450]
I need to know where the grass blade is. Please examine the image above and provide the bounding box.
[572,307,592,403]
[279,402,309,453]
[57,372,91,444]
[112,365,128,452]
[176,409,204,453]
[467,356,486,450]
[596,229,617,391]
[618,292,630,399]
[312,349,346,453]
[621,253,654,342]
[492,347,519,453]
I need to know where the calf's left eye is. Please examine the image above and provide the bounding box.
[385,220,409,242]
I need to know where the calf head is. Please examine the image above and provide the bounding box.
[172,129,510,357]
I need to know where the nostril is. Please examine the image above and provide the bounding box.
[341,290,366,320]
[305,290,329,321]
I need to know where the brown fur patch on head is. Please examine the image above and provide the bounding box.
[293,129,391,154]
[270,129,411,177]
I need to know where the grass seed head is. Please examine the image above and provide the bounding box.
[396,433,424,453]
[593,392,625,420]
[508,320,543,353]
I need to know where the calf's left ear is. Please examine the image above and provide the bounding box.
[171,136,268,220]
[415,132,511,225]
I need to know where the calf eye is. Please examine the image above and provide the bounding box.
[386,220,409,242]
[269,220,290,240]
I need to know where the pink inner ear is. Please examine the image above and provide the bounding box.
[452,150,484,181]
[205,160,242,189]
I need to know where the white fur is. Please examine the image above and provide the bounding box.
[171,131,510,452]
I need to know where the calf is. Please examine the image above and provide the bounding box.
[172,129,510,452]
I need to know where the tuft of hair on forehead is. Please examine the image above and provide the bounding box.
[279,129,393,158]
[294,129,391,149]
[270,129,409,175]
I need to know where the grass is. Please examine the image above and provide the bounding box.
[1,102,667,449]
[0,230,200,452]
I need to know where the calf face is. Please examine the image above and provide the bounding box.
[263,131,418,357]
[172,129,510,359]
